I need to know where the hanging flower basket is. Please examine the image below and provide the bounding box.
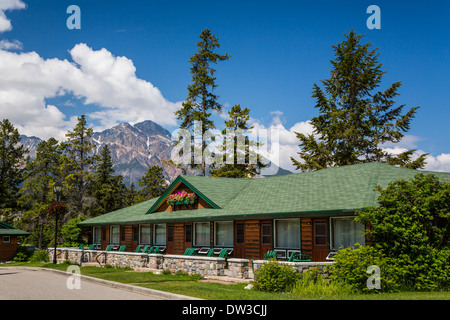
[47,202,67,216]
[167,191,197,209]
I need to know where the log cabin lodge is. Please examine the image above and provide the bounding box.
[78,162,450,262]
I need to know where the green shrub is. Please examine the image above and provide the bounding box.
[29,249,50,263]
[13,252,29,262]
[13,246,33,262]
[329,245,400,293]
[292,267,354,297]
[253,259,299,293]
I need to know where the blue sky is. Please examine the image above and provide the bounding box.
[0,0,449,171]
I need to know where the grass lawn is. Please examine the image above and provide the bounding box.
[2,262,449,300]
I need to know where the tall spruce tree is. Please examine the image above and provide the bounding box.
[19,137,61,248]
[210,104,264,178]
[291,31,427,171]
[175,29,230,176]
[88,144,126,217]
[60,115,95,217]
[0,119,28,217]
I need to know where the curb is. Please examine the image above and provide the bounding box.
[0,266,202,300]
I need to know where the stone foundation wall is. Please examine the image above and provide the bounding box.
[162,255,226,277]
[48,248,333,279]
[252,260,333,276]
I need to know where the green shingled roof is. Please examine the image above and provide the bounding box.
[0,222,30,236]
[78,162,450,227]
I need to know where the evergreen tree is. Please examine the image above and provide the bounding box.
[125,182,138,206]
[0,119,28,217]
[60,115,95,217]
[291,31,427,171]
[88,144,127,217]
[175,29,230,176]
[19,137,61,248]
[210,104,264,178]
[137,165,167,202]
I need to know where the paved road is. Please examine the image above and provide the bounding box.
[0,267,197,300]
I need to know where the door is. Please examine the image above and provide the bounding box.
[312,218,329,261]
[234,221,245,258]
[260,220,273,258]
[166,224,175,254]
[101,226,109,250]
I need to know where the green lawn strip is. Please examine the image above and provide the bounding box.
[2,262,450,300]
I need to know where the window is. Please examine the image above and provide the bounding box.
[133,226,139,242]
[2,236,10,243]
[261,222,272,245]
[167,225,174,242]
[331,217,365,249]
[140,225,151,244]
[120,226,126,242]
[110,226,120,244]
[185,224,192,243]
[93,227,101,244]
[153,224,166,245]
[236,223,244,244]
[215,221,233,247]
[274,219,300,248]
[314,220,327,246]
[194,222,210,247]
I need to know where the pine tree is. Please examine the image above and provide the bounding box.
[0,119,28,216]
[175,29,230,176]
[60,115,95,217]
[19,137,61,248]
[137,165,167,202]
[291,31,427,171]
[210,105,264,178]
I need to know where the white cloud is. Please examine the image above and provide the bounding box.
[0,43,181,140]
[423,153,450,172]
[250,112,314,173]
[257,113,450,174]
[0,39,22,50]
[0,0,26,32]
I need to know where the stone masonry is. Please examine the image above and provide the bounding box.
[48,247,332,279]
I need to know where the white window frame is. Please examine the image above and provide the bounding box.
[153,223,167,245]
[273,218,301,249]
[139,224,151,244]
[330,216,365,250]
[92,227,101,244]
[194,222,210,247]
[214,221,233,247]
[110,226,120,244]
[2,236,11,243]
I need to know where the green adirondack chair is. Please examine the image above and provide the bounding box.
[206,248,214,257]
[218,248,228,258]
[288,252,311,262]
[135,245,143,253]
[105,245,113,252]
[152,246,159,253]
[264,250,277,260]
[119,245,126,252]
[88,244,95,250]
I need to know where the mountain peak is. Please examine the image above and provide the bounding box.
[133,120,171,139]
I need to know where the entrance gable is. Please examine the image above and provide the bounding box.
[146,176,219,214]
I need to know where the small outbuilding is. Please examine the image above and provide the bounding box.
[0,221,29,262]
